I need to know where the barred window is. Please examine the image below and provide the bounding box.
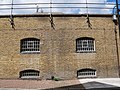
[77,68,96,78]
[20,38,40,54]
[76,37,95,53]
[20,70,39,79]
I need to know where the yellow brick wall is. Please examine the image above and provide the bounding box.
[0,15,119,79]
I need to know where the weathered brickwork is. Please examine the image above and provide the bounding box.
[0,14,119,79]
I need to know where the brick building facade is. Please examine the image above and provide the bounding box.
[0,14,119,79]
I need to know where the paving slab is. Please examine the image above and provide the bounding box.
[79,78,120,89]
[0,79,84,90]
[1,78,120,90]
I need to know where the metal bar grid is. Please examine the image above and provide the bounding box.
[0,7,116,10]
[0,3,118,5]
[0,2,119,14]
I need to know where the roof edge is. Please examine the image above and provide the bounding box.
[0,14,113,18]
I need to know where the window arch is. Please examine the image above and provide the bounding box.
[77,68,96,78]
[19,69,40,79]
[76,37,95,53]
[20,38,40,54]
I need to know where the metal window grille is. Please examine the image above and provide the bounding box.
[20,70,39,79]
[76,38,95,53]
[77,69,96,78]
[21,38,40,54]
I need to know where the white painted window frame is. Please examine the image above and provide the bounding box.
[21,38,40,54]
[20,70,39,79]
[76,38,95,53]
[77,69,97,78]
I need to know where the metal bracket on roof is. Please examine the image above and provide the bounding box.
[36,4,44,13]
[49,0,55,29]
[86,14,92,29]
[10,0,15,29]
[49,15,55,29]
[85,0,92,29]
[36,4,39,13]
[10,15,15,29]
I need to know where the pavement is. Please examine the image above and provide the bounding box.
[80,78,120,90]
[0,79,84,90]
[0,78,120,90]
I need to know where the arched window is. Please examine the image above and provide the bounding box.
[19,70,40,79]
[76,37,95,53]
[77,68,96,78]
[20,38,40,54]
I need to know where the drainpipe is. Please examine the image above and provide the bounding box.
[113,2,120,77]
[114,22,120,78]
[116,0,120,36]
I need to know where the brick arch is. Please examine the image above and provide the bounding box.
[76,37,95,40]
[20,37,40,41]
[77,68,96,72]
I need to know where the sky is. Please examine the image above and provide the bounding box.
[0,0,118,15]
